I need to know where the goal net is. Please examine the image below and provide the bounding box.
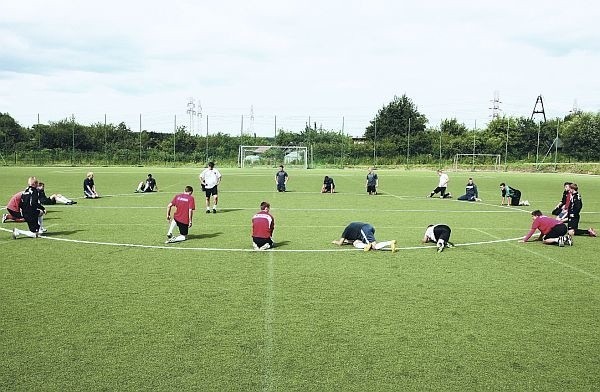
[239,145,308,169]
[453,154,501,171]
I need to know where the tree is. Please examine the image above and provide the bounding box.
[561,112,600,161]
[364,94,428,140]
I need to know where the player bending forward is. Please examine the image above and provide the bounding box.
[252,201,275,250]
[422,224,454,252]
[165,186,195,244]
[332,222,397,252]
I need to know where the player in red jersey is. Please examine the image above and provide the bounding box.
[165,186,196,244]
[3,191,26,223]
[520,209,571,246]
[252,201,275,250]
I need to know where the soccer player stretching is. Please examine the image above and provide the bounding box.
[165,186,195,244]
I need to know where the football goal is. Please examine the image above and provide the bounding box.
[453,153,501,171]
[239,145,308,169]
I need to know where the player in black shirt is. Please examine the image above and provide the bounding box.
[12,177,46,239]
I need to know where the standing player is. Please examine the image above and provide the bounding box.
[83,172,100,198]
[3,191,26,223]
[332,222,397,252]
[566,183,596,237]
[12,177,47,239]
[422,224,454,252]
[275,165,289,192]
[428,170,451,199]
[165,186,195,244]
[520,210,571,246]
[366,167,378,195]
[199,162,222,213]
[252,201,275,250]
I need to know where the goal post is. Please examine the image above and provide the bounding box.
[453,153,501,171]
[239,145,308,169]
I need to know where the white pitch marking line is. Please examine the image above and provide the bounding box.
[474,228,600,281]
[0,227,522,252]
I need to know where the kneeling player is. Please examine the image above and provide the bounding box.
[252,201,275,250]
[520,209,571,246]
[165,186,195,244]
[332,222,397,252]
[422,224,454,252]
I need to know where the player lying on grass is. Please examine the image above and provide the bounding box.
[332,222,397,252]
[422,224,454,253]
[520,209,572,247]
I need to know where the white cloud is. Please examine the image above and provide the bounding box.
[1,0,600,136]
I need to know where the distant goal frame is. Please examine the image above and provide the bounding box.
[239,145,309,169]
[453,153,501,171]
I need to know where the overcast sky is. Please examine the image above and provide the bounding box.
[1,0,599,137]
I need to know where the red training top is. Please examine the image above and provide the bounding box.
[7,192,22,211]
[170,193,195,225]
[252,210,274,239]
[523,215,562,242]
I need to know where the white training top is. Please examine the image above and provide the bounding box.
[438,173,449,187]
[200,168,222,189]
[424,226,437,242]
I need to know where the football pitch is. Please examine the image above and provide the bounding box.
[1,166,599,391]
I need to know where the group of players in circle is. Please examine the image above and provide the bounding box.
[3,166,596,251]
[424,170,596,249]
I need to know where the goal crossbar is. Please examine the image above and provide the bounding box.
[453,153,501,171]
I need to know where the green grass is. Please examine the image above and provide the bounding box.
[1,167,599,391]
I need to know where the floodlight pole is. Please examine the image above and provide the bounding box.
[536,122,541,169]
[504,117,509,170]
[406,117,411,165]
[438,123,442,168]
[173,115,176,165]
[373,119,377,165]
[71,114,75,166]
[139,113,142,165]
[206,115,209,163]
[554,120,560,170]
[472,120,476,170]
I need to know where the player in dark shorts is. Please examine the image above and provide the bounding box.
[422,224,454,252]
[275,165,288,192]
[321,176,335,193]
[566,184,596,237]
[12,177,46,239]
[332,222,397,252]
[521,210,571,246]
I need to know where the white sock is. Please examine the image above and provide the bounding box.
[170,235,186,242]
[15,228,38,238]
[56,195,71,204]
[437,239,445,247]
[38,215,44,227]
[167,220,177,236]
[374,241,393,250]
